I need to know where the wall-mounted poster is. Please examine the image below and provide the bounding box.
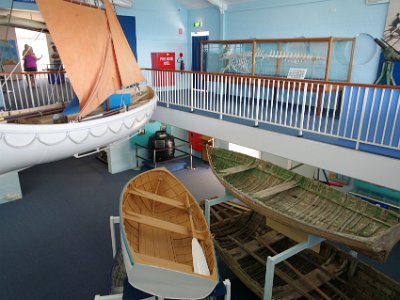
[383,1,400,51]
[0,40,19,65]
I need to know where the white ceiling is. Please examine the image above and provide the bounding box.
[175,0,211,9]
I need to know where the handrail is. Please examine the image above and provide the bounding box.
[0,70,67,76]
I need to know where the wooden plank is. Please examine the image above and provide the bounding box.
[124,210,206,240]
[219,164,255,176]
[134,252,193,274]
[223,201,252,211]
[129,188,186,210]
[252,180,298,199]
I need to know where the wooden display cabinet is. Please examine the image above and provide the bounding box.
[201,37,355,82]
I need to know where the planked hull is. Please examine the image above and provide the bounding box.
[206,147,400,261]
[120,168,218,299]
[206,201,400,300]
[0,87,156,175]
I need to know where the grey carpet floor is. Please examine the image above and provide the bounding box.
[0,155,234,300]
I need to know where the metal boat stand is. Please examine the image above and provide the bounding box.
[204,194,326,300]
[94,216,231,300]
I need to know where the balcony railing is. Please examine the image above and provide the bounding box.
[1,68,399,159]
[0,70,73,111]
[143,69,400,158]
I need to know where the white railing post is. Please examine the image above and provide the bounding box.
[356,87,369,150]
[298,82,308,136]
[166,71,170,108]
[190,73,194,112]
[255,78,261,127]
[219,75,225,119]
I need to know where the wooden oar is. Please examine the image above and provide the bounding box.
[185,194,210,276]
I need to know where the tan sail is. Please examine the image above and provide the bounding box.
[35,0,144,118]
[104,0,145,86]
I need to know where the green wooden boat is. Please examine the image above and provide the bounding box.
[206,147,400,262]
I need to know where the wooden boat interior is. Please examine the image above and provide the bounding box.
[121,168,216,277]
[205,200,400,300]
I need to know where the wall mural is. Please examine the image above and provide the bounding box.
[0,40,19,66]
[384,1,400,51]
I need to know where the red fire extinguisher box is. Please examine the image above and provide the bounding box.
[151,52,175,86]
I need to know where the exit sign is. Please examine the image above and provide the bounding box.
[193,21,203,28]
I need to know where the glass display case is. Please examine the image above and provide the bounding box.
[201,37,355,82]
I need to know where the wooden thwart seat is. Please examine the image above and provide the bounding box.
[129,187,186,210]
[219,164,255,176]
[252,180,299,199]
[124,209,205,240]
[134,252,193,274]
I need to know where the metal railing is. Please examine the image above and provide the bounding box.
[0,70,74,111]
[143,69,400,156]
[2,67,399,157]
[135,136,194,169]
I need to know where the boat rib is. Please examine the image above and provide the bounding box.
[207,146,400,262]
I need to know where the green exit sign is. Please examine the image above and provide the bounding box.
[193,21,203,28]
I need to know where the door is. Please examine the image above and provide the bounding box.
[191,35,209,72]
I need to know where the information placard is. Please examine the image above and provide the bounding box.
[287,68,307,79]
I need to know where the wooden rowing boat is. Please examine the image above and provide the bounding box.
[206,147,400,262]
[205,200,400,300]
[120,168,218,299]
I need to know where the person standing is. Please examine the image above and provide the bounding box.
[23,45,42,88]
[50,44,62,70]
[22,44,29,70]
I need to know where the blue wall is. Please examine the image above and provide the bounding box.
[223,0,388,84]
[185,0,389,83]
[117,0,189,68]
[0,0,390,83]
